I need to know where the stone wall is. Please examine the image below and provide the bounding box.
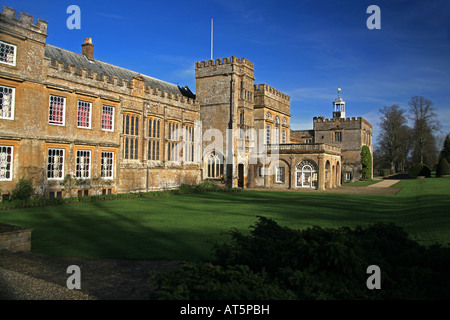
[0,224,32,252]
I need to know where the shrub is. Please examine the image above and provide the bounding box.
[10,177,34,201]
[380,169,396,177]
[152,217,450,300]
[408,163,431,178]
[361,146,372,180]
[436,158,450,177]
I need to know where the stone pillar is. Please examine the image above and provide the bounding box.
[289,156,294,189]
[318,155,325,190]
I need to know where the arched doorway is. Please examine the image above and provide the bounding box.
[296,160,318,188]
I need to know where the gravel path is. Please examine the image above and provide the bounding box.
[0,266,95,300]
[0,250,178,300]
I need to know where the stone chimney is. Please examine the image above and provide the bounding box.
[82,38,94,60]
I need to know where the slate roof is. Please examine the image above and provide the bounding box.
[45,44,195,99]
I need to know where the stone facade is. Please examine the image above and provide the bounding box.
[313,116,373,182]
[0,6,374,196]
[0,6,200,198]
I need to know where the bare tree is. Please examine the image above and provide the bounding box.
[408,96,440,166]
[377,104,411,172]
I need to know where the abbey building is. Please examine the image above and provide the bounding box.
[0,6,372,199]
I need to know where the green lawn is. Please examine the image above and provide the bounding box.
[0,178,449,262]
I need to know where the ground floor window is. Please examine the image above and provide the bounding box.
[345,172,352,181]
[101,151,114,179]
[47,148,65,180]
[76,150,91,179]
[0,145,13,181]
[296,160,318,188]
[276,166,285,183]
[206,152,224,179]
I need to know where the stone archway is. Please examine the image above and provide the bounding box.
[296,159,319,189]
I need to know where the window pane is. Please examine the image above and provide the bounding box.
[0,41,16,66]
[102,106,114,131]
[47,149,64,179]
[49,95,65,125]
[76,150,91,179]
[77,101,91,128]
[0,145,13,180]
[0,85,14,119]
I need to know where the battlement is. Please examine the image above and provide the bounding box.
[48,59,198,107]
[254,84,290,103]
[0,6,48,35]
[195,56,254,69]
[313,116,361,123]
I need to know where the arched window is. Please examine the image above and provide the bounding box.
[296,160,318,188]
[206,151,224,179]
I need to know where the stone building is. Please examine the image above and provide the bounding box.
[292,91,373,182]
[0,6,370,198]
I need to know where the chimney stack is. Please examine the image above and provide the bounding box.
[82,38,94,60]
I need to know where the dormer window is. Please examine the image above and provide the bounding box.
[0,41,16,66]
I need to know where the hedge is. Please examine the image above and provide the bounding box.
[0,182,242,210]
[408,163,431,178]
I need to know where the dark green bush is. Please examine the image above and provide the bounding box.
[361,146,373,180]
[10,177,34,201]
[380,169,396,177]
[152,217,450,300]
[436,158,450,177]
[408,163,431,178]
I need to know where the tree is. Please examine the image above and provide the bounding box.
[436,158,450,177]
[361,145,372,180]
[376,104,411,172]
[408,96,440,167]
[439,134,450,163]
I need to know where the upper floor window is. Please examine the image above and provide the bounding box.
[123,114,139,160]
[0,145,13,181]
[334,131,342,142]
[77,101,92,129]
[0,85,15,120]
[275,116,280,125]
[49,95,66,126]
[0,41,16,66]
[274,126,279,145]
[102,105,115,131]
[47,148,65,180]
[266,112,271,119]
[282,129,287,144]
[266,124,271,145]
[148,117,161,161]
[283,117,287,125]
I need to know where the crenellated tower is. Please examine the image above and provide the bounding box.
[195,57,255,188]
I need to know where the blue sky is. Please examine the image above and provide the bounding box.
[3,0,450,147]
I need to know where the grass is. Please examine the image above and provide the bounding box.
[0,177,449,262]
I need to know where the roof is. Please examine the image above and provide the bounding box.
[44,44,195,99]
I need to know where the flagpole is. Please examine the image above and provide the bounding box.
[211,19,214,60]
